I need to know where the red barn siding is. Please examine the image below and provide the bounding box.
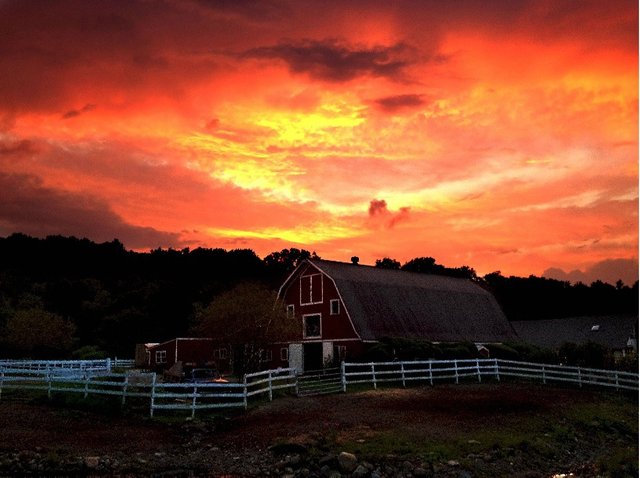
[148,338,230,373]
[281,263,359,342]
[275,263,363,371]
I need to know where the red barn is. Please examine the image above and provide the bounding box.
[146,338,230,373]
[273,259,516,372]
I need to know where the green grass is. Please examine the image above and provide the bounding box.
[323,391,637,475]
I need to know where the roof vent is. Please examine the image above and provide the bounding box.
[591,325,600,331]
[351,256,359,265]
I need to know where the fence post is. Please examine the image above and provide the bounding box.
[106,358,112,373]
[243,374,248,410]
[149,373,157,418]
[47,371,52,399]
[428,361,433,386]
[615,371,619,391]
[341,361,346,393]
[268,370,273,401]
[454,360,459,384]
[401,362,406,387]
[476,359,481,383]
[578,367,582,388]
[494,359,500,381]
[122,374,129,406]
[371,363,377,390]
[191,384,198,419]
[84,373,90,399]
[0,369,4,401]
[542,365,546,384]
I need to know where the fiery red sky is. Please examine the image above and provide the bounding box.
[1,0,638,284]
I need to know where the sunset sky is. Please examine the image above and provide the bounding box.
[1,0,638,285]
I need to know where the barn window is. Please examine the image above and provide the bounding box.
[155,350,167,364]
[280,347,289,361]
[214,348,228,360]
[287,304,295,318]
[300,273,323,305]
[330,299,340,315]
[303,314,321,338]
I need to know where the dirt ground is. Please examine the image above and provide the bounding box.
[0,383,637,476]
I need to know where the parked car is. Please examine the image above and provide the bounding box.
[185,368,228,383]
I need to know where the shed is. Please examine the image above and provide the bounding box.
[146,338,230,373]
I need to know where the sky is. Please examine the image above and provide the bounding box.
[0,0,638,285]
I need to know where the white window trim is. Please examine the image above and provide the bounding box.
[287,304,295,318]
[300,273,323,305]
[155,350,167,364]
[302,313,322,339]
[280,347,289,361]
[330,299,340,315]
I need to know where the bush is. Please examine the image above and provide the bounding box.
[361,338,480,362]
[487,343,520,360]
[559,341,607,368]
[498,342,558,364]
[72,345,108,360]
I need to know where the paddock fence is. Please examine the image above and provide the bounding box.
[0,359,636,417]
[341,358,638,392]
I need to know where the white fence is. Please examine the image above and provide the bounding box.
[0,359,636,417]
[0,365,297,418]
[0,358,135,376]
[342,359,638,392]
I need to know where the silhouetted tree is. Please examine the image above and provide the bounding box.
[375,257,401,269]
[192,282,300,374]
[401,256,443,274]
[263,248,317,284]
[2,307,75,358]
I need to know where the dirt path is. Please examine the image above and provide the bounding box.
[0,384,636,476]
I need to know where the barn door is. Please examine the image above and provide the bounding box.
[288,343,303,374]
[322,341,334,367]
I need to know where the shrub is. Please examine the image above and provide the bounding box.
[361,338,480,362]
[72,345,108,360]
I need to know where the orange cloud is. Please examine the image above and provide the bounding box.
[0,0,636,283]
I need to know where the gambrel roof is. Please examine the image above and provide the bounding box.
[282,259,516,343]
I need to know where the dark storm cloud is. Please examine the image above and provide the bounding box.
[0,139,37,157]
[194,0,288,21]
[0,172,181,249]
[543,258,639,286]
[62,104,97,119]
[374,94,425,112]
[243,40,418,82]
[368,199,389,216]
[368,199,410,229]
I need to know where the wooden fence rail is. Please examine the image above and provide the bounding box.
[342,358,638,392]
[0,359,636,417]
[0,365,298,417]
[0,359,114,376]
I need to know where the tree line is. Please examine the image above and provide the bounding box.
[0,233,636,359]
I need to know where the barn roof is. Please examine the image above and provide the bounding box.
[288,259,516,343]
[511,315,638,350]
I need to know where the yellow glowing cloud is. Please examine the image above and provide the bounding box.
[208,221,363,245]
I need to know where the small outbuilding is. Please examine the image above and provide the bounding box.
[145,338,230,373]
